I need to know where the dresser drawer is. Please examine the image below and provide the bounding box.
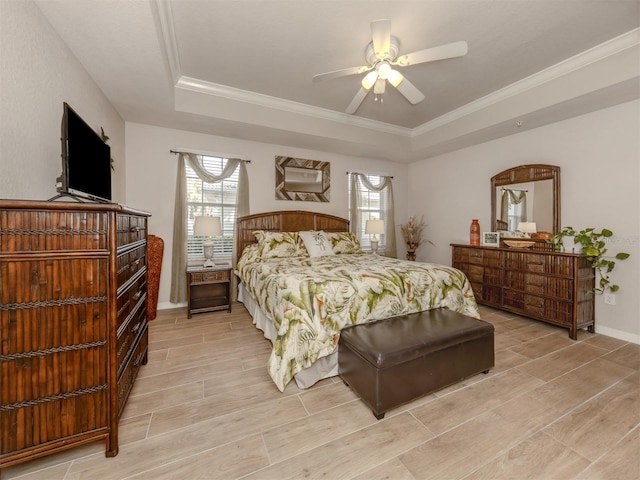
[116,245,147,286]
[191,269,230,283]
[116,301,147,376]
[466,264,484,282]
[116,214,147,248]
[0,258,109,353]
[452,247,471,263]
[544,299,573,326]
[0,209,109,253]
[117,270,147,329]
[117,325,148,417]
[524,273,546,295]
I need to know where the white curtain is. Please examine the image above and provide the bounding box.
[349,173,396,258]
[170,152,249,303]
[500,189,527,231]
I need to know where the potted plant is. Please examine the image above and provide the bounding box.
[551,226,630,293]
[400,215,433,261]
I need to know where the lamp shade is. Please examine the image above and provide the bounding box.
[365,219,385,235]
[361,71,378,90]
[517,222,537,234]
[194,216,221,237]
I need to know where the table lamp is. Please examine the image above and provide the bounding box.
[365,219,385,254]
[518,222,537,238]
[194,216,221,267]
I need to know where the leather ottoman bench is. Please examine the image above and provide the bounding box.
[338,308,494,419]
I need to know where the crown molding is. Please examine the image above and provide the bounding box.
[413,28,640,137]
[176,76,411,137]
[155,0,181,84]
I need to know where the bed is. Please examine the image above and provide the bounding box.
[235,210,480,392]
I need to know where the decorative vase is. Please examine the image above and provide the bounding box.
[470,219,480,245]
[406,251,416,261]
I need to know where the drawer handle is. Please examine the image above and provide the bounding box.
[134,351,145,367]
[130,226,142,232]
[133,291,142,301]
[132,321,141,333]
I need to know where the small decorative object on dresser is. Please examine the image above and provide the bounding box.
[470,219,481,245]
[482,232,500,247]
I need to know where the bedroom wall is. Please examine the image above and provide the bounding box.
[0,0,125,202]
[124,122,410,309]
[408,100,640,342]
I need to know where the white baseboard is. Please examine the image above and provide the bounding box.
[158,301,186,310]
[594,325,640,345]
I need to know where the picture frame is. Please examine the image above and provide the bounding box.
[482,231,500,247]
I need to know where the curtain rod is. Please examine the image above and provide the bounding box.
[346,171,394,179]
[501,187,527,192]
[170,150,251,163]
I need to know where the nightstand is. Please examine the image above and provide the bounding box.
[186,265,232,318]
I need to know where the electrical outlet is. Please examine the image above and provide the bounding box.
[604,293,616,305]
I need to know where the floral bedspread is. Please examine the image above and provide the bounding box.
[236,249,479,391]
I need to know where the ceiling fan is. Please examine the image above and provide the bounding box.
[313,19,468,114]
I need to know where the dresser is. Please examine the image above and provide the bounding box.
[451,244,595,339]
[0,200,150,468]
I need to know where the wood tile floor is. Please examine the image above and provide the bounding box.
[3,304,639,480]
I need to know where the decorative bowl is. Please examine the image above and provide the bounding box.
[503,240,536,249]
[531,231,553,240]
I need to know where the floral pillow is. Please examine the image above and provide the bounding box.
[299,230,335,258]
[253,230,306,258]
[325,231,362,254]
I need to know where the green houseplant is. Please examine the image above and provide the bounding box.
[551,226,630,294]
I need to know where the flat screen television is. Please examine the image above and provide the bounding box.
[56,102,112,202]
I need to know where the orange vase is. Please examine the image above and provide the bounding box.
[470,219,480,245]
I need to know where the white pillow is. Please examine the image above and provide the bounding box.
[299,230,335,258]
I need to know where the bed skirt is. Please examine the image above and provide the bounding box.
[238,282,339,389]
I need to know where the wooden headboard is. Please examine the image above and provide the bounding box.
[235,210,350,263]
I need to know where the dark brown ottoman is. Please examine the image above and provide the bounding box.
[338,308,494,419]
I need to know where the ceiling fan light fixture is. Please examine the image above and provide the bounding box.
[317,20,467,114]
[377,61,392,79]
[361,71,378,90]
[388,69,403,87]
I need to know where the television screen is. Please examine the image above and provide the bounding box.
[58,102,112,202]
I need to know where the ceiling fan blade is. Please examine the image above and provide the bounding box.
[371,19,392,60]
[393,74,425,105]
[345,87,370,114]
[312,65,370,83]
[394,41,468,67]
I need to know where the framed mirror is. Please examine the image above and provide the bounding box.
[275,156,330,202]
[491,164,560,235]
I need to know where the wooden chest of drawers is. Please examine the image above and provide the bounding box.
[0,200,150,468]
[452,244,595,339]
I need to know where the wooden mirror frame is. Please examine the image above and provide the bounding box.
[275,156,330,202]
[491,164,561,234]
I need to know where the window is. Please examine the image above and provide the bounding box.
[348,173,388,250]
[186,155,238,259]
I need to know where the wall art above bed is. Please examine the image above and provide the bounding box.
[275,155,330,202]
